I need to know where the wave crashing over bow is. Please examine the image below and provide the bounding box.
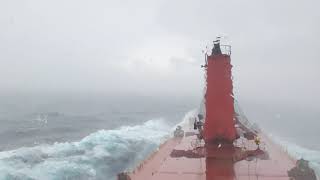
[0,119,170,180]
[270,135,320,178]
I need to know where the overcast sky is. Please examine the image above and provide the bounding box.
[0,0,319,109]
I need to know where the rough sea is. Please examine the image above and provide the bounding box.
[0,93,319,179]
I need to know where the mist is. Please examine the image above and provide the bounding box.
[1,0,319,118]
[1,2,320,179]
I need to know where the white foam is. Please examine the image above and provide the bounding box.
[0,109,200,180]
[174,109,198,131]
[269,134,320,178]
[0,118,170,180]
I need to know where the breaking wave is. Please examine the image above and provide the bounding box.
[270,135,320,178]
[0,119,171,180]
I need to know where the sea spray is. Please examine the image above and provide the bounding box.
[269,134,320,178]
[173,109,197,131]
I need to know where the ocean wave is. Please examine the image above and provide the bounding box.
[0,119,171,180]
[269,135,320,178]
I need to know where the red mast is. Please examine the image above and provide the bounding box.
[204,39,237,144]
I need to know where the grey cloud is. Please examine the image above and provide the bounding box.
[0,0,319,108]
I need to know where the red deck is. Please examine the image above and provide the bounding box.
[127,130,295,180]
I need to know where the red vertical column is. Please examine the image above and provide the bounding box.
[204,54,236,143]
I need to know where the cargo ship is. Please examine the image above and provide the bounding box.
[117,38,317,180]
